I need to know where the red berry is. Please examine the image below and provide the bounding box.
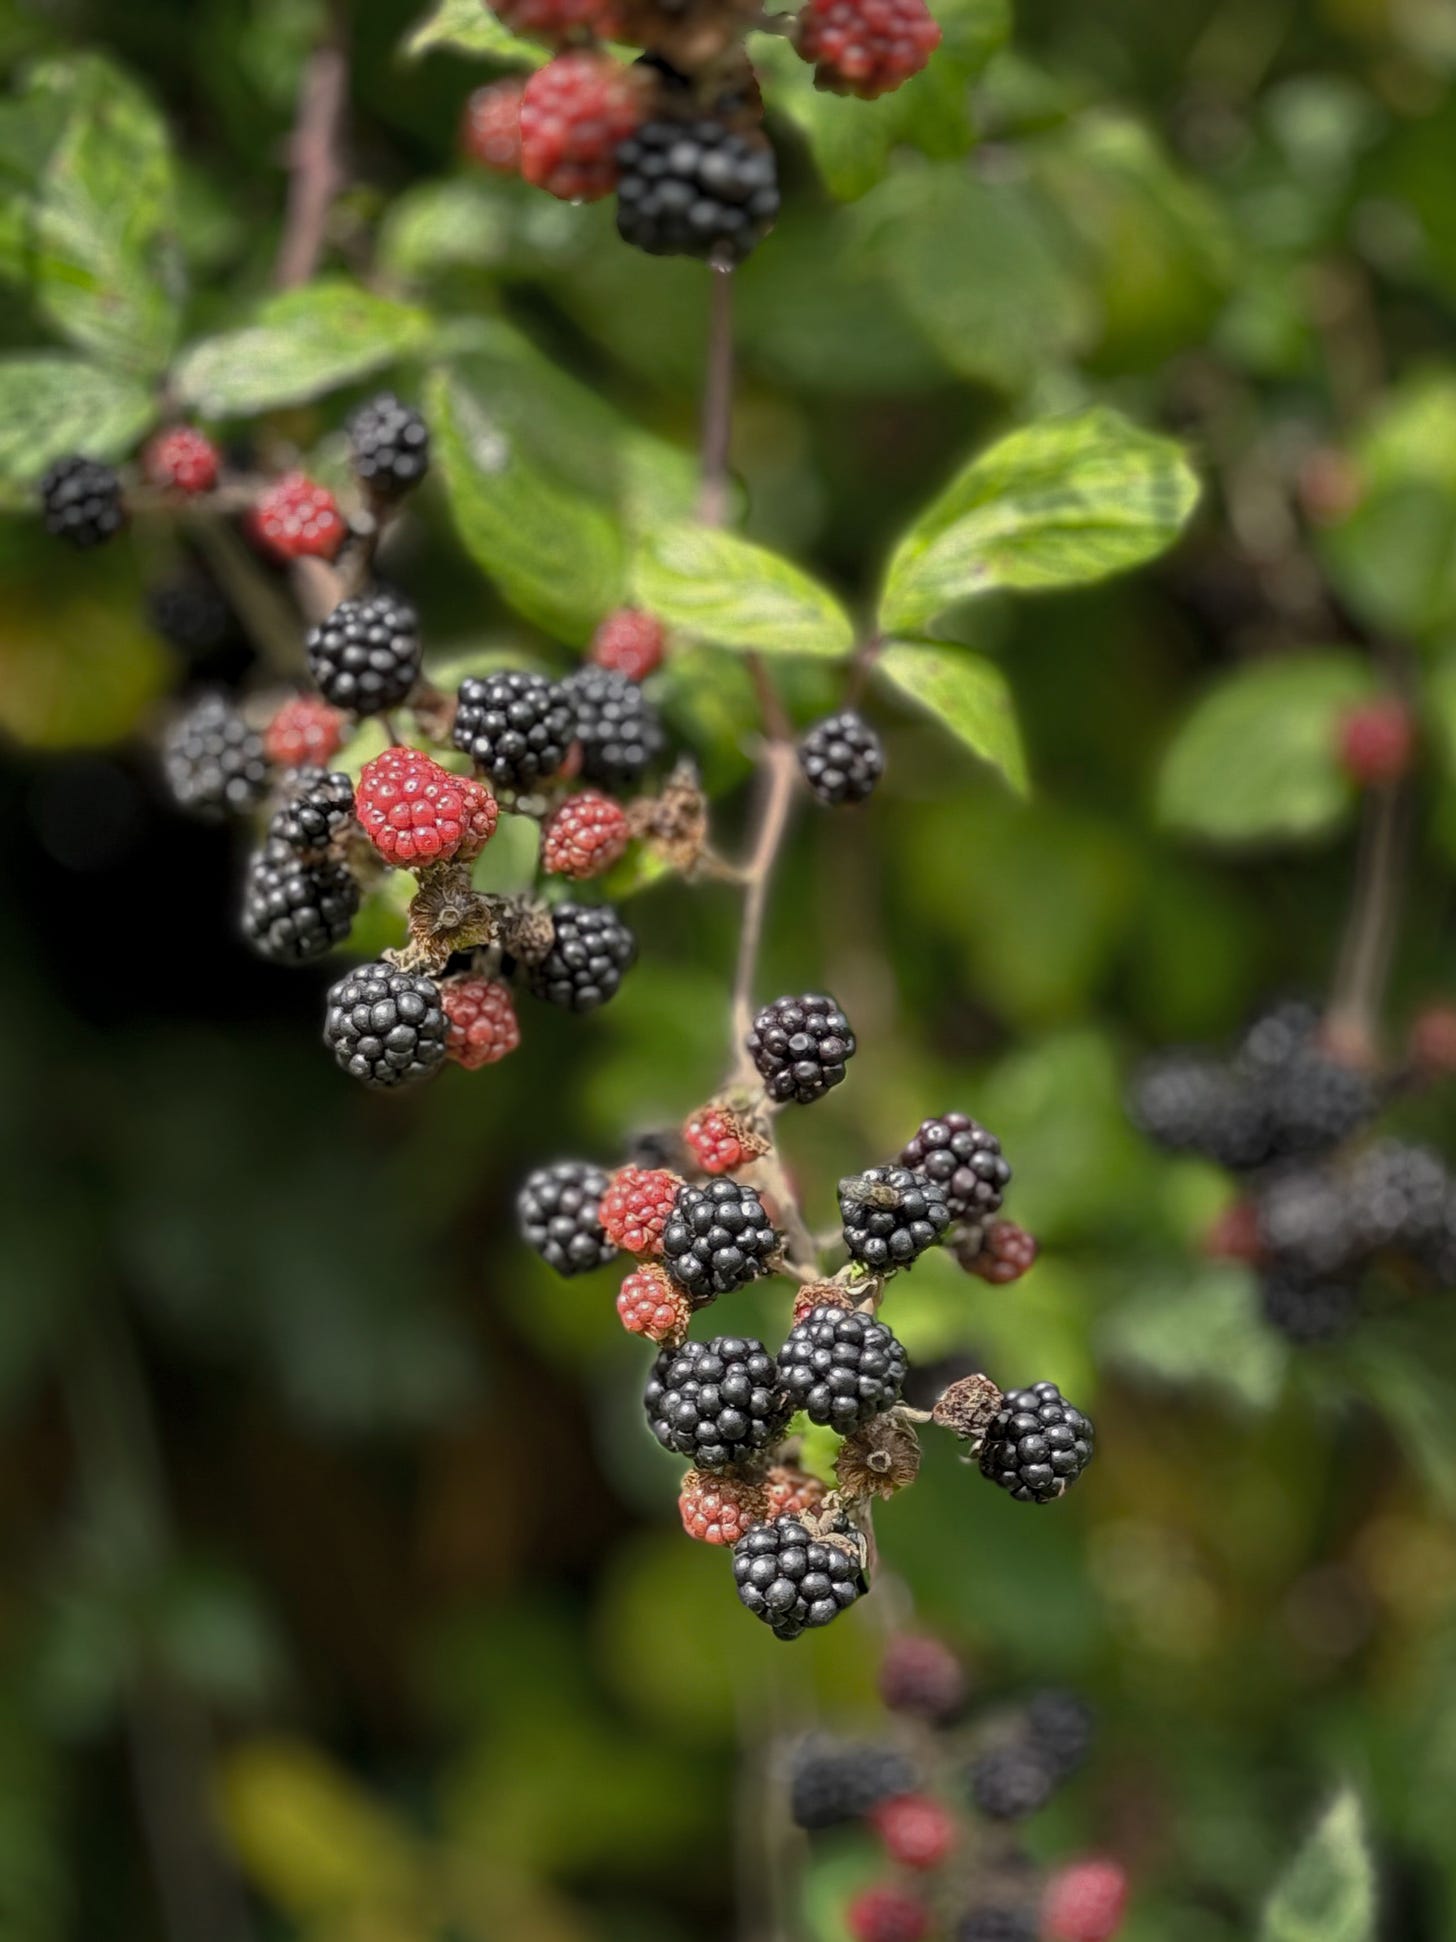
[877,1634,967,1722]
[355,747,498,868]
[797,0,941,98]
[871,1795,955,1870]
[1203,1199,1264,1264]
[761,1463,826,1523]
[252,473,348,562]
[683,1105,750,1175]
[600,1166,681,1254]
[790,1281,856,1327]
[541,790,631,879]
[1338,697,1416,787]
[463,79,525,172]
[961,1221,1039,1285]
[591,607,665,681]
[1042,1858,1130,1942]
[485,0,622,44]
[144,426,221,495]
[441,975,520,1069]
[678,1469,768,1545]
[264,695,347,769]
[519,52,641,202]
[1409,1003,1456,1076]
[845,1885,930,1942]
[616,1264,692,1345]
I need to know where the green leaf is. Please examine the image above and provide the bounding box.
[1259,1791,1375,1942]
[30,62,181,374]
[1157,652,1374,846]
[428,366,625,644]
[1100,1262,1287,1412]
[875,638,1028,793]
[0,357,155,485]
[405,0,547,64]
[632,523,854,659]
[173,281,432,418]
[880,406,1200,634]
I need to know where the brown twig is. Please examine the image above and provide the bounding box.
[186,519,304,678]
[730,741,800,1050]
[1327,775,1411,1062]
[698,264,737,529]
[274,0,350,290]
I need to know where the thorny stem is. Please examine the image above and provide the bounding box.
[273,0,350,291]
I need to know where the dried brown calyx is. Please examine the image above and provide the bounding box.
[931,1374,1005,1445]
[836,1413,921,1501]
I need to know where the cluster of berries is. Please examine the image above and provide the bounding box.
[519,1001,1094,1638]
[460,0,941,266]
[1132,1001,1456,1342]
[792,1633,1128,1941]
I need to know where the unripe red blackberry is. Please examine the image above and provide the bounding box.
[526,900,637,1011]
[616,1264,691,1344]
[252,472,347,561]
[779,1304,908,1430]
[242,838,360,964]
[878,1633,967,1723]
[900,1113,1010,1225]
[956,1221,1039,1286]
[1337,696,1415,787]
[763,1462,827,1523]
[355,746,498,868]
[871,1794,954,1870]
[600,1166,683,1254]
[463,79,525,171]
[164,693,271,819]
[542,791,631,879]
[591,607,665,681]
[798,711,885,805]
[678,1469,769,1545]
[845,1884,930,1942]
[484,0,623,45]
[307,592,423,716]
[323,960,448,1089]
[797,0,941,97]
[732,1515,866,1639]
[1409,1003,1456,1076]
[347,394,430,500]
[747,992,856,1104]
[518,1160,617,1275]
[440,975,520,1068]
[519,52,642,202]
[265,695,347,770]
[644,1335,790,1469]
[616,119,779,264]
[1042,1859,1130,1942]
[979,1382,1094,1504]
[1202,1199,1264,1265]
[683,1103,763,1175]
[144,427,222,495]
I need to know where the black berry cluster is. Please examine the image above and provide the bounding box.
[243,839,360,964]
[899,1113,1010,1229]
[839,1166,951,1269]
[40,455,125,548]
[346,392,431,499]
[453,669,577,789]
[798,710,885,805]
[616,120,780,266]
[163,694,271,820]
[526,901,638,1012]
[270,768,357,854]
[661,1177,779,1297]
[306,592,423,715]
[978,1381,1095,1504]
[779,1304,908,1429]
[731,1516,866,1639]
[562,665,665,787]
[322,960,448,1089]
[645,1335,791,1468]
[518,1161,618,1276]
[747,992,856,1104]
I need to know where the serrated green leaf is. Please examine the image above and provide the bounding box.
[405,0,546,63]
[1157,652,1374,846]
[30,62,181,375]
[881,406,1200,633]
[0,357,155,485]
[173,281,432,418]
[1260,1791,1375,1942]
[428,366,625,644]
[632,523,854,659]
[875,638,1028,793]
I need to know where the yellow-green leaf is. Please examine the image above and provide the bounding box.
[875,638,1028,794]
[632,522,854,659]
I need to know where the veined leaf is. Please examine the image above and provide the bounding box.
[1259,1791,1376,1942]
[875,637,1028,794]
[0,357,155,484]
[632,523,854,659]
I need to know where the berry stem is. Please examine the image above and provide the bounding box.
[731,740,800,1052]
[186,518,306,675]
[274,0,350,290]
[698,264,737,529]
[1327,770,1410,1059]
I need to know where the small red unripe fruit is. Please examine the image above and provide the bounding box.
[1042,1858,1130,1942]
[845,1884,930,1942]
[870,1794,955,1870]
[1337,697,1416,787]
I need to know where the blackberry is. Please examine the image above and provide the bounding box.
[40,455,124,548]
[839,1167,951,1271]
[779,1304,908,1430]
[798,712,885,806]
[1347,1140,1451,1254]
[163,694,271,820]
[347,392,430,498]
[661,1178,779,1298]
[979,1381,1094,1504]
[1234,1001,1320,1078]
[1026,1690,1094,1780]
[269,768,357,855]
[747,993,856,1105]
[1259,1271,1359,1344]
[899,1113,1010,1226]
[643,1335,790,1469]
[788,1737,917,1830]
[147,571,234,659]
[955,1909,1036,1942]
[966,1743,1055,1820]
[526,901,637,1012]
[878,1634,968,1724]
[242,839,360,964]
[1254,1164,1365,1282]
[1261,1043,1378,1160]
[453,669,577,789]
[616,119,779,265]
[306,592,423,715]
[518,1161,617,1276]
[732,1517,866,1640]
[1128,1054,1270,1171]
[322,960,448,1089]
[561,666,665,788]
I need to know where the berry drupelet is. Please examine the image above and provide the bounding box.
[661,1177,780,1298]
[562,665,665,788]
[163,694,271,819]
[518,1161,618,1275]
[778,1304,908,1430]
[41,455,125,548]
[798,711,885,805]
[747,992,856,1104]
[616,119,780,264]
[347,393,431,499]
[322,960,448,1089]
[306,592,423,715]
[732,1516,866,1639]
[839,1166,951,1270]
[526,900,637,1011]
[643,1335,790,1468]
[453,669,577,790]
[979,1381,1095,1503]
[242,839,360,965]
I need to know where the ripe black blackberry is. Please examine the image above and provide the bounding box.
[966,1743,1055,1820]
[979,1381,1094,1503]
[270,768,357,856]
[1347,1140,1451,1254]
[452,669,576,789]
[1260,1043,1379,1160]
[732,1516,866,1640]
[616,119,779,265]
[163,693,271,819]
[798,712,885,806]
[747,993,856,1105]
[322,960,448,1089]
[147,570,234,660]
[1254,1164,1365,1281]
[242,839,360,964]
[643,1335,790,1468]
[1259,1270,1359,1344]
[839,1167,950,1271]
[306,591,422,715]
[788,1737,918,1830]
[347,392,430,497]
[561,666,665,788]
[955,1908,1036,1942]
[661,1178,779,1298]
[40,455,125,548]
[1234,1001,1320,1078]
[779,1304,908,1430]
[1129,1054,1273,1171]
[526,901,637,1012]
[518,1161,617,1276]
[1026,1689,1094,1780]
[899,1113,1010,1226]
